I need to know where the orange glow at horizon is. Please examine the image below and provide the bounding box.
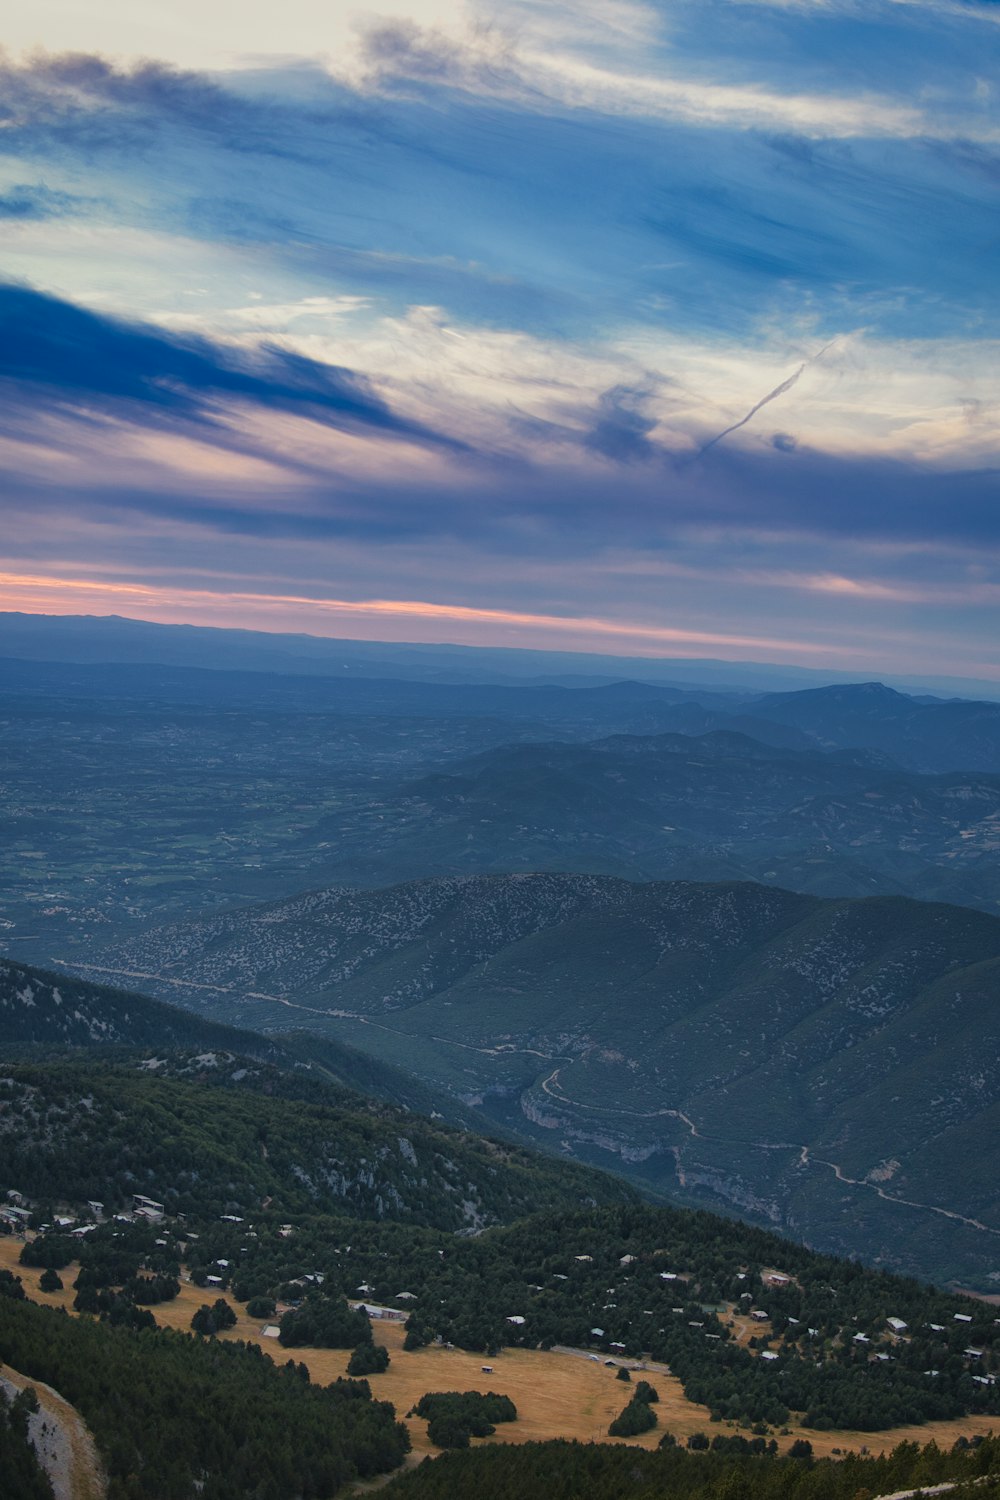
[0,568,877,664]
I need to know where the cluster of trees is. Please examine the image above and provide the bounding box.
[191,1299,238,1336]
[411,1392,517,1449]
[382,1434,1000,1500]
[608,1394,657,1437]
[0,1385,52,1500]
[0,1294,410,1499]
[349,1343,390,1375]
[21,1222,184,1334]
[278,1294,373,1349]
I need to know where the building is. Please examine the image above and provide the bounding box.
[356,1303,406,1322]
[132,1194,164,1221]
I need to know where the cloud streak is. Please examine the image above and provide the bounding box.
[0,283,458,457]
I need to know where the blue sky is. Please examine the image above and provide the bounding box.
[1,0,998,678]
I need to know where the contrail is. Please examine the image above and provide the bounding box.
[696,340,835,458]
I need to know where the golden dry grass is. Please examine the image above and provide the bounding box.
[2,1237,996,1463]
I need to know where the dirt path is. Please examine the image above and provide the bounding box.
[1,1365,105,1500]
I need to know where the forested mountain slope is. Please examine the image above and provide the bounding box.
[68,874,1000,1286]
[0,956,471,1121]
[0,1059,631,1230]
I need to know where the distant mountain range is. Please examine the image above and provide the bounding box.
[61,872,1000,1288]
[5,610,1000,699]
[5,640,1000,773]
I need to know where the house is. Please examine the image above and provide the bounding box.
[86,1201,103,1218]
[132,1194,164,1221]
[954,1313,973,1324]
[590,1328,605,1338]
[395,1291,417,1301]
[853,1334,870,1345]
[506,1315,526,1326]
[574,1255,593,1263]
[261,1325,281,1338]
[0,1206,31,1228]
[887,1318,908,1333]
[760,1351,779,1362]
[765,1274,791,1287]
[619,1254,637,1266]
[481,1366,493,1374]
[964,1348,984,1360]
[750,1310,769,1322]
[610,1342,626,1352]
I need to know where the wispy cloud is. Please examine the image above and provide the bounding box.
[0,283,457,456]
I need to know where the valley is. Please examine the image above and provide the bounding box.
[53,873,1000,1287]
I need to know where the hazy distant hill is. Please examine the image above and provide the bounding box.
[65,873,1000,1287]
[752,681,1000,773]
[366,730,1000,909]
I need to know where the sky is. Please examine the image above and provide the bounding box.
[1,0,999,679]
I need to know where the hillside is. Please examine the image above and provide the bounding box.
[0,955,469,1121]
[65,874,1000,1286]
[753,681,1000,774]
[0,1058,632,1231]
